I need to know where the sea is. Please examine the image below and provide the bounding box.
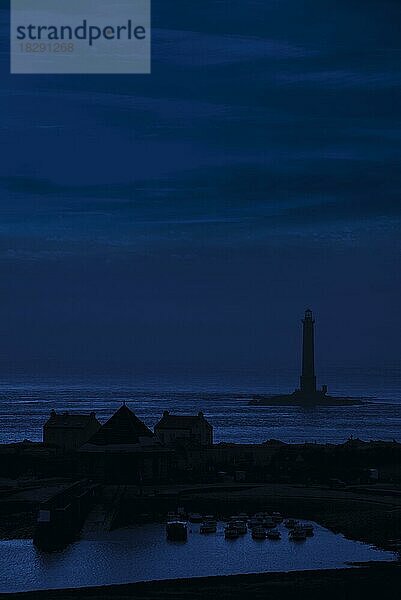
[0,521,395,592]
[1,366,401,446]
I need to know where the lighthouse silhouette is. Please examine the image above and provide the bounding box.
[296,308,328,400]
[249,308,361,406]
[300,309,317,394]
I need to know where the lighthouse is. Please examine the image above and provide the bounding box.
[300,309,317,394]
[249,308,361,406]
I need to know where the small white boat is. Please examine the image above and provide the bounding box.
[252,526,266,540]
[200,521,217,534]
[189,513,203,523]
[225,525,240,539]
[248,517,263,529]
[266,528,281,540]
[299,523,314,536]
[229,515,248,524]
[233,521,247,534]
[289,526,307,541]
[284,518,299,529]
[166,521,188,541]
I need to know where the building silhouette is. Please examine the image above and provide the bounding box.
[79,405,172,483]
[155,411,213,447]
[43,410,101,451]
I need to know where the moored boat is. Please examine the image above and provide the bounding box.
[225,525,240,539]
[200,521,217,534]
[262,516,275,528]
[166,521,188,541]
[284,518,299,529]
[266,528,281,540]
[252,526,266,540]
[248,516,263,529]
[289,526,307,541]
[189,513,203,523]
[233,520,247,534]
[299,523,314,536]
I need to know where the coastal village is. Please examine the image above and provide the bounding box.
[1,311,401,553]
[1,400,401,552]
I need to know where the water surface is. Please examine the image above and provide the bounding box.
[0,520,395,593]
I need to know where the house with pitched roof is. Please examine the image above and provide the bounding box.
[154,411,213,447]
[43,410,101,451]
[80,405,172,483]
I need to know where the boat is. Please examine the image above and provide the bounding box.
[248,516,263,529]
[289,526,307,541]
[189,513,203,523]
[225,525,240,539]
[230,514,248,523]
[262,516,275,528]
[299,523,314,536]
[284,518,299,529]
[166,521,188,541]
[200,521,217,534]
[266,528,281,540]
[233,521,247,534]
[252,526,266,540]
[272,512,283,524]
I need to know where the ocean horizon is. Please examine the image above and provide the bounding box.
[1,365,400,446]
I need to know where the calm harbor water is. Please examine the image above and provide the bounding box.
[0,521,395,593]
[0,368,401,445]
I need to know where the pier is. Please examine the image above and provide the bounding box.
[33,480,99,551]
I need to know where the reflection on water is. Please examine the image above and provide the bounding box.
[0,521,395,592]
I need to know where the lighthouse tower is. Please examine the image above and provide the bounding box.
[249,308,360,405]
[300,309,317,394]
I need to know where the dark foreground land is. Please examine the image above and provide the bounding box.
[1,564,401,600]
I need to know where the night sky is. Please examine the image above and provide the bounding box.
[0,1,400,378]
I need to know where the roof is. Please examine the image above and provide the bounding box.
[44,411,97,430]
[87,405,154,446]
[155,411,211,430]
